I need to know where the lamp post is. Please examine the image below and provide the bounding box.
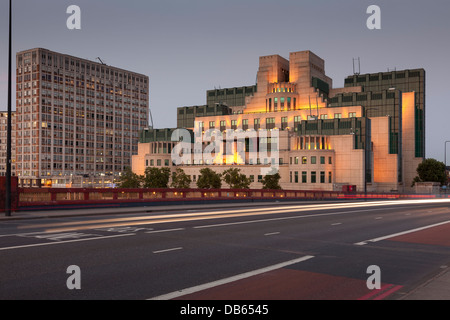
[5,0,12,217]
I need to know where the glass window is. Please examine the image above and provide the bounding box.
[320,171,325,183]
[281,117,288,130]
[294,171,298,183]
[254,118,260,130]
[302,171,307,183]
[311,156,316,164]
[311,171,317,183]
[302,156,307,164]
[266,118,275,130]
[320,156,325,164]
[242,119,249,130]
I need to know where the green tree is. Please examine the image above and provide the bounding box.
[261,172,282,190]
[197,168,222,189]
[222,168,251,189]
[171,168,192,189]
[412,158,446,187]
[143,167,171,188]
[117,167,142,188]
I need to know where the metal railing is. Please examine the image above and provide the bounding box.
[7,187,448,212]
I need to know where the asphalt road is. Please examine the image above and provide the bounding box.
[1,199,450,301]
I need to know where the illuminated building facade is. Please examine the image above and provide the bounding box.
[16,48,149,187]
[133,50,425,193]
[0,111,16,177]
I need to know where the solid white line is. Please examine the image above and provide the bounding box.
[264,232,280,236]
[354,219,450,246]
[153,247,183,254]
[146,228,185,234]
[331,223,342,226]
[148,255,314,300]
[0,233,134,251]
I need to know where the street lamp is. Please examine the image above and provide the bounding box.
[5,0,12,217]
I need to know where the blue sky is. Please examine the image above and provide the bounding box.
[1,0,449,162]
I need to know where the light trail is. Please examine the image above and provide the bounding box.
[15,199,450,234]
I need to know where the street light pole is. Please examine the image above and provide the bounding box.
[5,0,12,217]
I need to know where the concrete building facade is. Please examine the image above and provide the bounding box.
[133,50,425,193]
[16,48,149,187]
[0,111,16,177]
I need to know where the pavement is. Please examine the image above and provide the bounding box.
[1,201,450,300]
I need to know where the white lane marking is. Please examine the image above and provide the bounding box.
[146,228,185,234]
[0,234,134,251]
[153,247,183,254]
[375,217,383,220]
[19,232,101,242]
[148,255,314,300]
[354,219,450,246]
[331,223,342,226]
[264,232,280,236]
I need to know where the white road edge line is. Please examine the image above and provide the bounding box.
[148,255,314,300]
[354,219,450,246]
[264,232,280,236]
[153,247,183,254]
[0,233,134,251]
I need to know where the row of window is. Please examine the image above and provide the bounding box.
[290,156,333,165]
[198,113,357,132]
[146,159,171,167]
[290,171,333,184]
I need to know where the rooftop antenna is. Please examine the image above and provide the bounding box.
[96,57,107,65]
[316,95,319,117]
[149,108,154,129]
[353,57,361,75]
[309,95,312,117]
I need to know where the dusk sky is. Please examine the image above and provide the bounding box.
[1,0,449,162]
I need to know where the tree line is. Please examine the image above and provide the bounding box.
[117,167,282,190]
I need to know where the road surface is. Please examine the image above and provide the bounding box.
[1,199,450,302]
